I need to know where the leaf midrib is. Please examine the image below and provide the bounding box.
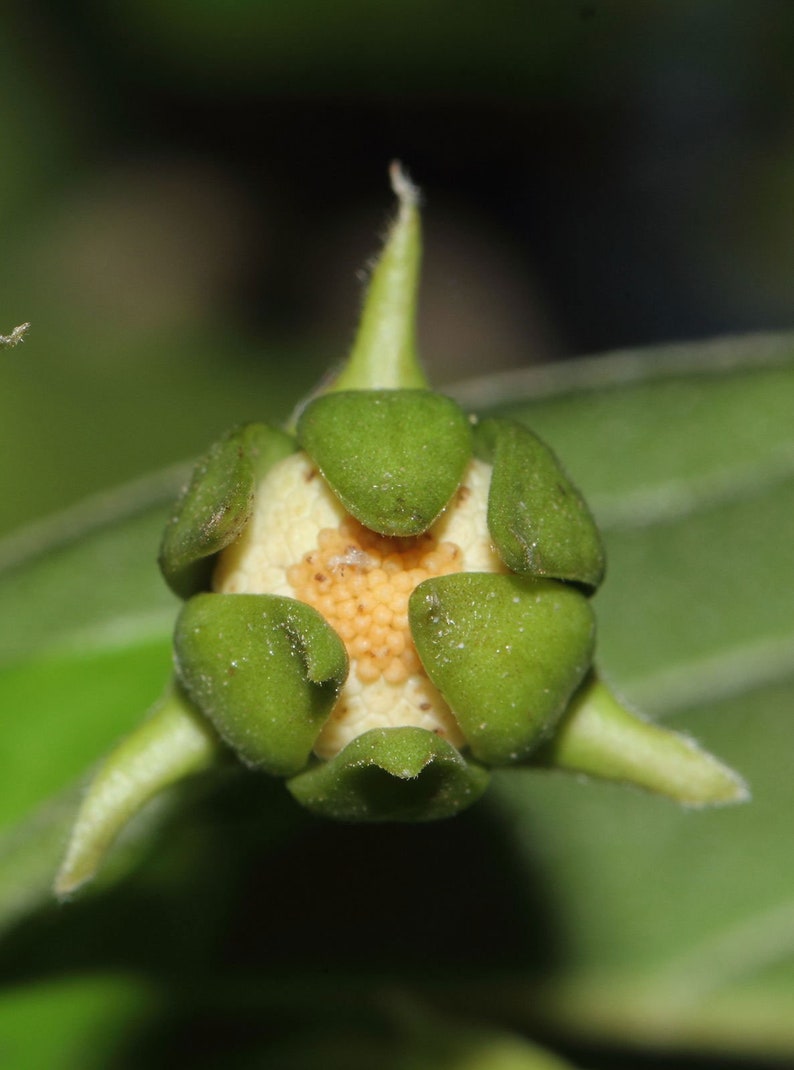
[592,444,794,531]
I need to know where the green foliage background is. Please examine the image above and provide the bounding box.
[2,338,794,1069]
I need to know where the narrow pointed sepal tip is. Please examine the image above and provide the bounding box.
[389,160,421,209]
[328,164,427,392]
[0,322,30,348]
[677,746,750,809]
[537,673,750,809]
[54,684,220,899]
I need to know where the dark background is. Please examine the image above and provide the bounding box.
[3,0,794,532]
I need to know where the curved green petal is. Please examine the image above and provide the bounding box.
[409,573,595,766]
[55,682,220,897]
[287,727,489,821]
[174,593,348,777]
[535,672,749,807]
[297,390,471,536]
[159,422,295,599]
[474,417,605,590]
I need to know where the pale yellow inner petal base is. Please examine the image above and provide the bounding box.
[213,451,504,758]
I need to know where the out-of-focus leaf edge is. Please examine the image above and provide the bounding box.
[449,330,794,413]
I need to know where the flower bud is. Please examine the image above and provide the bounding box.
[55,165,747,896]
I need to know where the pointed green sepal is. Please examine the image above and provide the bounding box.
[535,672,749,807]
[159,422,296,599]
[297,390,471,536]
[174,593,348,776]
[409,573,595,765]
[287,727,490,821]
[474,417,605,590]
[329,162,428,392]
[54,682,221,897]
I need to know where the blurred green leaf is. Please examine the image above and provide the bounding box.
[0,489,180,930]
[452,335,794,1055]
[1,334,793,1063]
[0,973,157,1070]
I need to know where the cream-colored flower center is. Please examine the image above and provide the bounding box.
[214,451,504,758]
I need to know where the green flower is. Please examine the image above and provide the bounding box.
[55,165,747,897]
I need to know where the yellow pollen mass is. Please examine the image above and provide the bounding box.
[287,519,461,686]
[213,451,505,759]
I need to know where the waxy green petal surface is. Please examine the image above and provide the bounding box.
[474,417,605,589]
[409,573,595,765]
[159,422,295,599]
[287,727,490,821]
[296,390,471,536]
[174,593,348,776]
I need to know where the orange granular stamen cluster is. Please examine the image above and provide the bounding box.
[287,519,461,685]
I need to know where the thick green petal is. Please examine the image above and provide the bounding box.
[409,573,595,765]
[474,417,605,590]
[287,727,489,821]
[535,672,748,807]
[174,593,348,776]
[159,422,295,598]
[296,390,471,536]
[54,681,220,896]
